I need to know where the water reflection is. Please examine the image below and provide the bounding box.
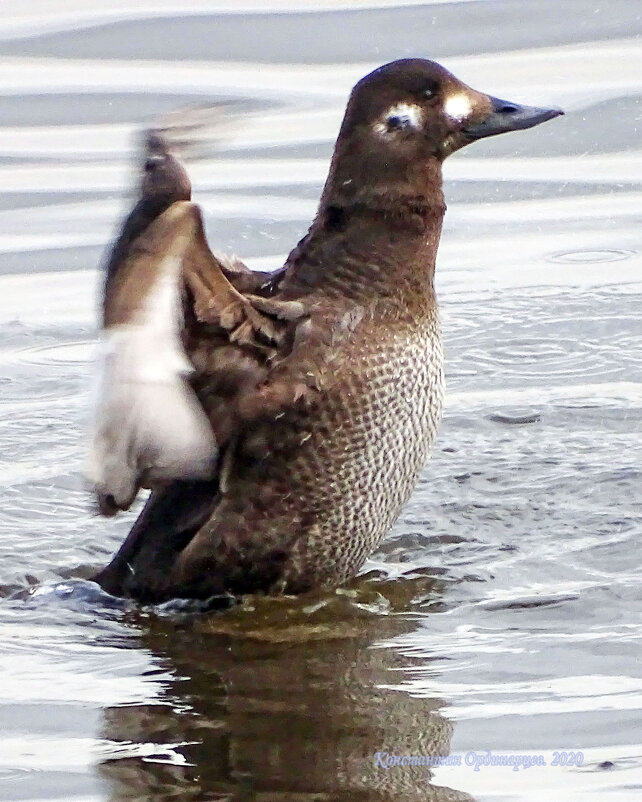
[98,587,474,801]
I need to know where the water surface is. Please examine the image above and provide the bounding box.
[0,2,641,800]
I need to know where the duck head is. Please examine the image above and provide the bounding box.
[322,58,562,208]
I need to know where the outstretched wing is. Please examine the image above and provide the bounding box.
[87,135,307,515]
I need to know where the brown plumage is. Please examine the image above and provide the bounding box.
[90,59,562,602]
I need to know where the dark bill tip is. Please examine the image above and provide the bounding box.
[464,95,564,140]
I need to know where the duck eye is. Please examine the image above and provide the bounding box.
[424,84,438,100]
[375,102,424,135]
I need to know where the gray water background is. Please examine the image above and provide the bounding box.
[0,1,640,800]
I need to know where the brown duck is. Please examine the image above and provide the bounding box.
[89,58,562,603]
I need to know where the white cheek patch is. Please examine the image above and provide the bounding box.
[374,102,424,135]
[444,93,473,122]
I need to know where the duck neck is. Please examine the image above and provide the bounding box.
[281,159,446,308]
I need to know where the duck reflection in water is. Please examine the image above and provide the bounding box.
[97,582,475,802]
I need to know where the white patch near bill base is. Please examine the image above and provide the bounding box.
[87,254,217,510]
[444,93,473,122]
[374,102,424,135]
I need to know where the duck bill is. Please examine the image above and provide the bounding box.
[463,95,564,140]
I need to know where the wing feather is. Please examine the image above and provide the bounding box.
[88,203,218,515]
[88,133,313,515]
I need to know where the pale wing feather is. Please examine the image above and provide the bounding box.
[88,205,218,513]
